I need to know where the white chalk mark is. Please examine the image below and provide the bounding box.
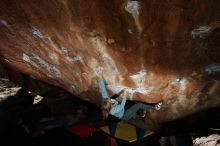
[90,37,120,85]
[23,53,30,62]
[4,59,11,63]
[30,26,44,39]
[49,53,59,64]
[22,53,38,68]
[22,53,60,76]
[32,53,60,76]
[0,19,10,29]
[125,0,140,18]
[107,38,115,44]
[68,85,78,94]
[61,47,69,54]
[191,26,212,39]
[205,63,220,75]
[110,85,154,95]
[66,55,83,63]
[178,78,187,95]
[128,29,133,34]
[130,69,147,80]
[171,78,181,85]
[125,0,142,32]
[130,69,147,86]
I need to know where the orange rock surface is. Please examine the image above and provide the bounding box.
[0,0,219,122]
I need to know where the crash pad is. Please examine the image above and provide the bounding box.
[68,124,100,138]
[101,121,154,142]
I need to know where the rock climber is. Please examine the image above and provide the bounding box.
[97,67,164,120]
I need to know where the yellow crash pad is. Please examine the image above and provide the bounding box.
[101,121,154,142]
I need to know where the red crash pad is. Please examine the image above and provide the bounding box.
[68,124,100,138]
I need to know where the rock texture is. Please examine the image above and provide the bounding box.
[0,78,21,101]
[193,134,220,146]
[0,0,220,123]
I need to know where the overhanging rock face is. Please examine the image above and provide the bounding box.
[0,0,220,123]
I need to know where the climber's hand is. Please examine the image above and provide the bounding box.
[123,88,129,95]
[97,67,104,78]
